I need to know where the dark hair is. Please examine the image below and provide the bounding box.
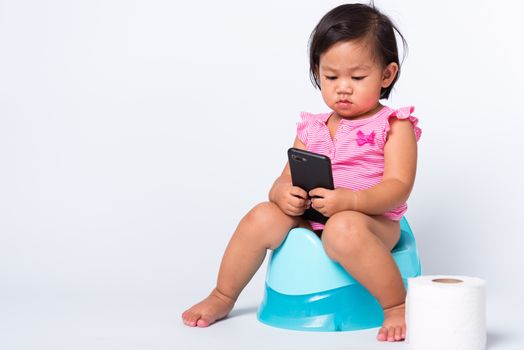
[308,3,407,99]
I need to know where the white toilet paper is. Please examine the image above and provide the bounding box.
[406,275,486,350]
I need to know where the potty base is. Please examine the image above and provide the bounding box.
[257,283,386,332]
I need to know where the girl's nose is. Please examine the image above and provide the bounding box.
[336,79,353,94]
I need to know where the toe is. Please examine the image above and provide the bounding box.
[377,327,388,341]
[197,318,210,327]
[387,327,396,342]
[187,312,201,327]
[394,326,403,341]
[182,308,200,327]
[181,310,191,324]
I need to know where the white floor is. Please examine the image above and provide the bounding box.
[2,283,523,350]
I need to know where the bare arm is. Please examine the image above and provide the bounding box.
[352,118,418,214]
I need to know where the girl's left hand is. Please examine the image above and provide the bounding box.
[308,187,354,217]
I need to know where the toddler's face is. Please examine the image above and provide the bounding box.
[318,40,398,119]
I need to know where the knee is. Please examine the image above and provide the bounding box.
[242,202,277,229]
[241,202,290,249]
[322,211,371,261]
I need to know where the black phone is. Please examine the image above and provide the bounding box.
[287,148,334,224]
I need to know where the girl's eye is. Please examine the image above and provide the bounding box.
[325,76,337,80]
[352,76,366,81]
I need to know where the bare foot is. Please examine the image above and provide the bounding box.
[182,288,235,327]
[377,303,406,342]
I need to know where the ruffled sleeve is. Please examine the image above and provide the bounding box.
[296,111,312,146]
[383,106,422,143]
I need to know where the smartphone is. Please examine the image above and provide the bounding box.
[287,148,334,224]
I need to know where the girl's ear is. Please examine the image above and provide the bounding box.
[381,62,399,88]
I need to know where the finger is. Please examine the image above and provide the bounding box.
[288,195,306,208]
[286,204,304,216]
[309,187,326,198]
[312,199,328,217]
[311,197,324,209]
[290,186,308,199]
[283,206,295,216]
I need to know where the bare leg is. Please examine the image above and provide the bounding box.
[182,202,304,327]
[321,211,405,342]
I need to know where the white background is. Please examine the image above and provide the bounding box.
[1,0,523,349]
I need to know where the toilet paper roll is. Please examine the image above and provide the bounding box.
[406,275,486,350]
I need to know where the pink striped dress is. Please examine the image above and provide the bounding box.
[296,105,422,230]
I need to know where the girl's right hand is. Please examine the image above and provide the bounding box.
[274,183,310,216]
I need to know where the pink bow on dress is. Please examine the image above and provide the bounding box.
[356,130,376,146]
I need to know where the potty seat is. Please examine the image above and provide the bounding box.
[257,216,421,332]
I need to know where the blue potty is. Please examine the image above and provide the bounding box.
[257,216,421,332]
